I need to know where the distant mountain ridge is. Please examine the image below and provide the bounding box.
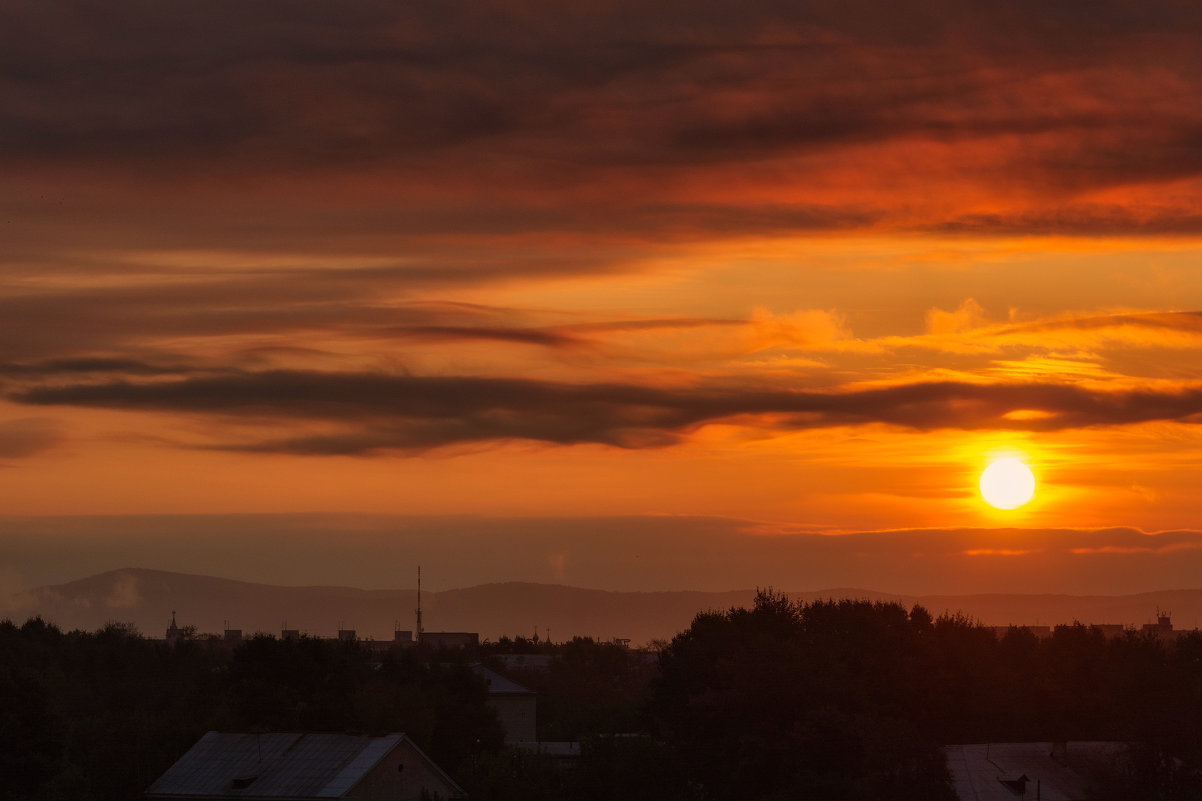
[7,568,1202,645]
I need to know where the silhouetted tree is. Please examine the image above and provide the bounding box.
[650,591,955,801]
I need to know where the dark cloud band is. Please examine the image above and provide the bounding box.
[11,370,1202,454]
[6,1,1202,242]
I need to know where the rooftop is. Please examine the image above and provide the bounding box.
[945,741,1126,801]
[473,664,534,695]
[146,731,461,799]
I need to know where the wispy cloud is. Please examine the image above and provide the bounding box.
[0,418,62,459]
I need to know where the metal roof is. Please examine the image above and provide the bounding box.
[472,664,534,695]
[146,731,442,799]
[944,742,1127,801]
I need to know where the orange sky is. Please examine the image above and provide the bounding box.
[4,2,1202,592]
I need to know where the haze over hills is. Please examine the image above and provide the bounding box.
[7,568,1202,645]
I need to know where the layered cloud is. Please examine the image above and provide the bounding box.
[0,418,61,460]
[4,1,1202,536]
[5,0,1202,253]
[8,368,1202,455]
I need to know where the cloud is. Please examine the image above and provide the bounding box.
[10,370,1202,454]
[4,1,1202,247]
[379,325,588,349]
[999,311,1202,339]
[0,278,614,362]
[0,357,196,377]
[747,307,849,350]
[931,206,1202,237]
[0,418,62,458]
[926,299,988,335]
[842,308,1202,363]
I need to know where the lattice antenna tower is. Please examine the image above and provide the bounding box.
[415,565,423,643]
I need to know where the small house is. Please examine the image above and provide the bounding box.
[146,731,465,801]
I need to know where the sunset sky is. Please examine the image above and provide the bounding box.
[5,2,1202,595]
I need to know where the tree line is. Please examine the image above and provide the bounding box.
[3,592,1202,800]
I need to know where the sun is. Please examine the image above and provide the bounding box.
[979,458,1036,510]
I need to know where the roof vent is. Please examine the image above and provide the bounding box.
[230,775,258,790]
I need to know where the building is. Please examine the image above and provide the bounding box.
[1140,611,1185,640]
[421,631,479,649]
[472,665,536,744]
[146,731,464,801]
[166,611,185,646]
[944,741,1127,801]
[988,625,1051,639]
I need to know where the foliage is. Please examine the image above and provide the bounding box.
[650,592,956,801]
[485,636,658,740]
[6,596,1202,801]
[0,620,499,801]
[648,591,1202,801]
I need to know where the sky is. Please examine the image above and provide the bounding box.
[4,1,1202,595]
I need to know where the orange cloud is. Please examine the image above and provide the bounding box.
[962,549,1035,557]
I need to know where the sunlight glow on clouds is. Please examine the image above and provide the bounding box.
[3,0,1202,556]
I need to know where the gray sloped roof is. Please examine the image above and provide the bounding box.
[944,742,1127,801]
[472,664,534,695]
[146,731,423,799]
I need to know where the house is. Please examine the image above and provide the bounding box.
[146,731,465,800]
[944,741,1127,801]
[471,665,536,744]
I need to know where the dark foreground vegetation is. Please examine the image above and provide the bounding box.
[3,592,1202,800]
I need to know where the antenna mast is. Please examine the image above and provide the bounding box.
[415,565,423,643]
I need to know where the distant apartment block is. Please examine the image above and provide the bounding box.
[988,625,1052,639]
[421,631,479,649]
[989,611,1193,642]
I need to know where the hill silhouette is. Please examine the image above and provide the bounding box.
[7,568,1202,644]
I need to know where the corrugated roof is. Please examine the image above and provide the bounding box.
[944,742,1127,801]
[146,731,403,799]
[315,736,397,798]
[473,664,534,695]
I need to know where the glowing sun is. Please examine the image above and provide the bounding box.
[979,458,1035,510]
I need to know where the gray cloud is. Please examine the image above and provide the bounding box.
[10,371,1202,454]
[0,357,196,377]
[4,1,1202,243]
